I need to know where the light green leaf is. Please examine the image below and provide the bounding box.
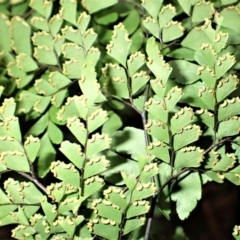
[162,21,184,43]
[33,46,57,65]
[29,0,53,18]
[60,0,77,25]
[48,13,63,36]
[141,0,163,19]
[127,52,145,76]
[198,86,215,110]
[106,23,132,67]
[85,156,110,179]
[172,172,202,220]
[87,108,108,133]
[169,60,199,84]
[111,127,146,157]
[224,165,240,185]
[0,14,11,51]
[147,141,170,163]
[173,125,202,150]
[88,218,119,239]
[67,117,87,146]
[142,17,159,39]
[216,75,239,103]
[131,71,150,95]
[38,133,56,177]
[215,53,236,79]
[82,0,118,14]
[48,121,63,144]
[218,117,240,138]
[50,161,80,188]
[59,141,84,169]
[24,135,40,163]
[170,107,194,134]
[218,98,240,121]
[191,1,214,23]
[196,109,214,129]
[92,199,122,223]
[146,37,172,82]
[86,133,111,157]
[178,0,191,15]
[83,176,105,198]
[175,146,204,169]
[10,16,31,55]
[146,120,169,143]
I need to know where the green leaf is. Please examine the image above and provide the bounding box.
[175,147,204,169]
[216,75,239,103]
[165,86,183,111]
[197,65,217,89]
[33,46,57,65]
[4,178,43,204]
[37,133,56,177]
[158,4,176,28]
[131,71,150,95]
[191,1,214,23]
[106,23,132,67]
[50,161,80,188]
[29,0,53,18]
[88,218,119,239]
[218,117,240,138]
[87,109,108,133]
[198,86,215,110]
[10,16,31,55]
[218,98,240,121]
[86,133,111,157]
[0,97,16,118]
[59,141,85,169]
[102,63,129,99]
[178,0,191,15]
[85,156,110,179]
[26,113,48,136]
[172,172,202,220]
[16,53,38,72]
[142,17,159,39]
[146,37,172,82]
[147,141,170,163]
[173,125,202,150]
[132,182,157,202]
[224,165,240,185]
[82,0,118,14]
[220,6,240,33]
[83,176,105,198]
[60,0,77,25]
[0,14,11,51]
[141,0,163,19]
[170,107,194,134]
[127,52,146,76]
[92,199,122,223]
[48,13,63,35]
[162,21,184,43]
[24,135,40,163]
[47,121,63,145]
[196,109,214,129]
[194,43,217,68]
[126,200,150,218]
[121,172,137,191]
[111,127,146,157]
[145,120,169,143]
[212,153,236,171]
[145,98,168,123]
[102,111,123,135]
[67,117,87,146]
[123,218,145,236]
[30,16,48,31]
[169,60,199,84]
[41,196,57,223]
[215,53,236,79]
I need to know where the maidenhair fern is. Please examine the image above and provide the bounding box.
[0,0,240,239]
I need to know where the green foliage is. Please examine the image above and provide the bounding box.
[0,0,240,239]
